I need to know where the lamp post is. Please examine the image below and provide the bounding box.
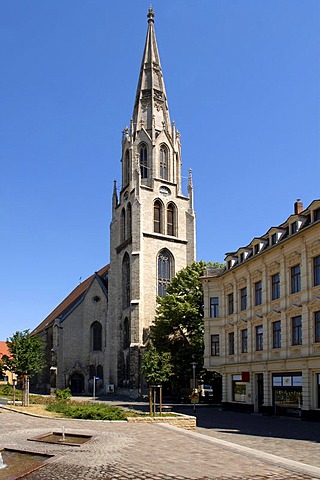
[191,362,197,413]
[93,376,99,399]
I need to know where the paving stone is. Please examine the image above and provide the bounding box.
[0,408,319,480]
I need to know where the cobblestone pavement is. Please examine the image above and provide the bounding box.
[0,408,319,480]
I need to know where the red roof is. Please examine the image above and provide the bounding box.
[31,264,109,335]
[0,341,9,358]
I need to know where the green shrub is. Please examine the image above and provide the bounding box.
[55,388,72,401]
[46,402,127,420]
[0,384,22,399]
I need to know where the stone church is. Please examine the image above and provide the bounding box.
[32,8,196,397]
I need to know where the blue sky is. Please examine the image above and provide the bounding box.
[1,1,319,340]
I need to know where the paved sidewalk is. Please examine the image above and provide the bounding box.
[0,408,319,479]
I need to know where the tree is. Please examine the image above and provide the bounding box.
[141,342,173,414]
[151,261,212,393]
[6,330,46,406]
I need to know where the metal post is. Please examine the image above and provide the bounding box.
[93,376,96,399]
[191,362,196,413]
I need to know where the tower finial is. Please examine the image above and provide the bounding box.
[147,6,155,23]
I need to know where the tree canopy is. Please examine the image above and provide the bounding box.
[150,261,209,390]
[6,330,46,377]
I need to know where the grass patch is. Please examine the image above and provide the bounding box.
[46,402,129,420]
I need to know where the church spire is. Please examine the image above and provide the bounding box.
[132,7,171,138]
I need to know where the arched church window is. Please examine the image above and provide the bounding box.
[122,253,131,309]
[127,203,132,238]
[158,249,173,297]
[97,365,103,380]
[91,321,102,351]
[154,200,163,234]
[120,208,126,243]
[89,365,96,378]
[167,202,177,236]
[123,317,130,349]
[140,144,148,179]
[160,145,168,180]
[123,150,130,186]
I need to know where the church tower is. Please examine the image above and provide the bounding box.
[108,8,196,393]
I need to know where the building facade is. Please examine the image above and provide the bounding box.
[32,9,195,396]
[201,199,320,418]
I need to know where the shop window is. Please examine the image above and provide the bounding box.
[210,335,219,356]
[210,297,219,318]
[232,376,246,402]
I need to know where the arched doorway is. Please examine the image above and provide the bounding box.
[70,373,84,394]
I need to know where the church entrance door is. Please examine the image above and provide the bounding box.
[70,373,84,394]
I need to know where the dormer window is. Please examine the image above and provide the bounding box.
[291,221,298,234]
[271,233,278,245]
[313,208,320,222]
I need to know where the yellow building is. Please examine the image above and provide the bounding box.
[201,199,320,419]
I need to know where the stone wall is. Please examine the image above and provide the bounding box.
[127,413,196,430]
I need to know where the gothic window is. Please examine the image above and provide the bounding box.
[120,208,126,243]
[123,317,130,349]
[122,253,131,308]
[91,321,102,351]
[127,203,132,238]
[140,144,148,179]
[154,200,163,233]
[123,150,130,186]
[158,249,173,297]
[167,202,176,236]
[97,365,103,380]
[160,145,168,180]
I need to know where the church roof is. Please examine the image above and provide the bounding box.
[132,7,171,136]
[31,264,109,335]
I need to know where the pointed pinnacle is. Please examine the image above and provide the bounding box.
[147,6,155,23]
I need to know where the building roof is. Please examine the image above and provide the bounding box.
[0,341,9,358]
[31,264,109,335]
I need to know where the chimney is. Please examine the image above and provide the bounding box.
[294,199,303,215]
